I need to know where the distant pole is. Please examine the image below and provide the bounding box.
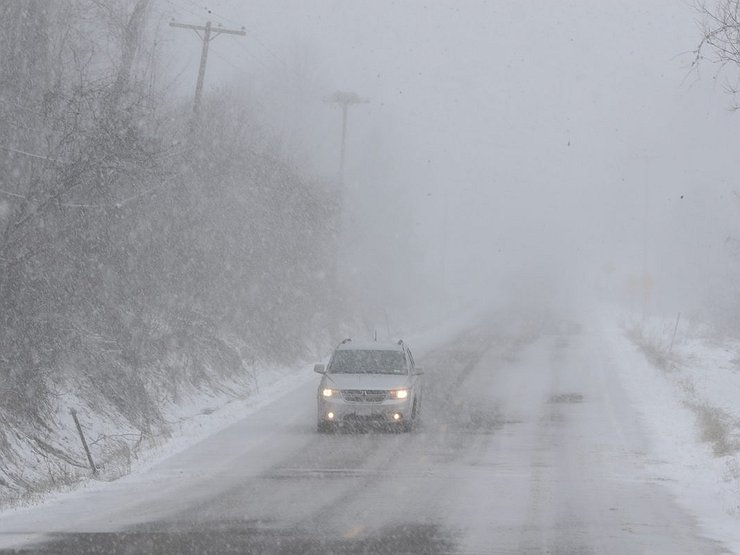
[324,91,369,185]
[340,102,349,180]
[322,91,368,319]
[639,153,660,324]
[169,20,246,124]
[642,179,649,324]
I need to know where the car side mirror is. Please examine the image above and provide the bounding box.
[414,367,424,375]
[313,363,326,374]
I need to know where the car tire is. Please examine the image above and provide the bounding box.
[402,406,415,433]
[402,400,419,433]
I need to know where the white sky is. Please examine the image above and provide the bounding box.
[157,0,740,318]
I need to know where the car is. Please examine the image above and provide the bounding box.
[314,338,423,433]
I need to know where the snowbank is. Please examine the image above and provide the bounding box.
[602,310,740,552]
[0,306,482,517]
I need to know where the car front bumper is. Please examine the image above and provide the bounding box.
[318,396,413,425]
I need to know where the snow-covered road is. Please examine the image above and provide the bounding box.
[0,315,731,553]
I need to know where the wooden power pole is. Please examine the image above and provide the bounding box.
[169,20,246,120]
[323,91,369,185]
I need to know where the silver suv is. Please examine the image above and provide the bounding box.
[314,339,423,432]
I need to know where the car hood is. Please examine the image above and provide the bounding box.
[323,373,410,390]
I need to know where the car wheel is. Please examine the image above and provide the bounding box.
[402,406,415,432]
[403,400,419,433]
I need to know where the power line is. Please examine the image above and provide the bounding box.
[160,0,208,23]
[232,29,285,68]
[0,141,193,209]
[1,174,181,210]
[180,1,232,23]
[162,2,290,76]
[178,1,243,29]
[179,2,287,67]
[59,174,180,209]
[169,19,246,120]
[0,172,183,210]
[208,44,270,74]
[0,144,64,164]
[0,189,24,199]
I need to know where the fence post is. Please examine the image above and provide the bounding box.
[70,408,97,475]
[668,312,681,353]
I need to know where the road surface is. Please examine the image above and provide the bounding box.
[0,314,729,554]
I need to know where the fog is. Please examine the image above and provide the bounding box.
[4,2,740,549]
[149,0,740,327]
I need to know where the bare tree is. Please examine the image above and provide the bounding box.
[0,0,162,412]
[0,1,339,501]
[694,1,740,103]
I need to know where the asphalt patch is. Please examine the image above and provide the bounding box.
[5,522,456,555]
[549,393,584,404]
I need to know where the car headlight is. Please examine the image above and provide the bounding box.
[322,388,339,398]
[390,389,409,400]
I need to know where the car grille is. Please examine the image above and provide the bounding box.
[343,414,386,422]
[341,389,388,403]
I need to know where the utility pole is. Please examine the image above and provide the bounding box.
[323,91,368,326]
[169,20,246,122]
[324,91,369,184]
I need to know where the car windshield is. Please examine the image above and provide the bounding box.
[329,350,407,375]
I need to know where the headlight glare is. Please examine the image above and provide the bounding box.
[390,389,409,400]
[322,388,337,398]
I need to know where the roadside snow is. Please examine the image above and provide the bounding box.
[602,311,740,553]
[0,307,482,525]
[0,364,312,521]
